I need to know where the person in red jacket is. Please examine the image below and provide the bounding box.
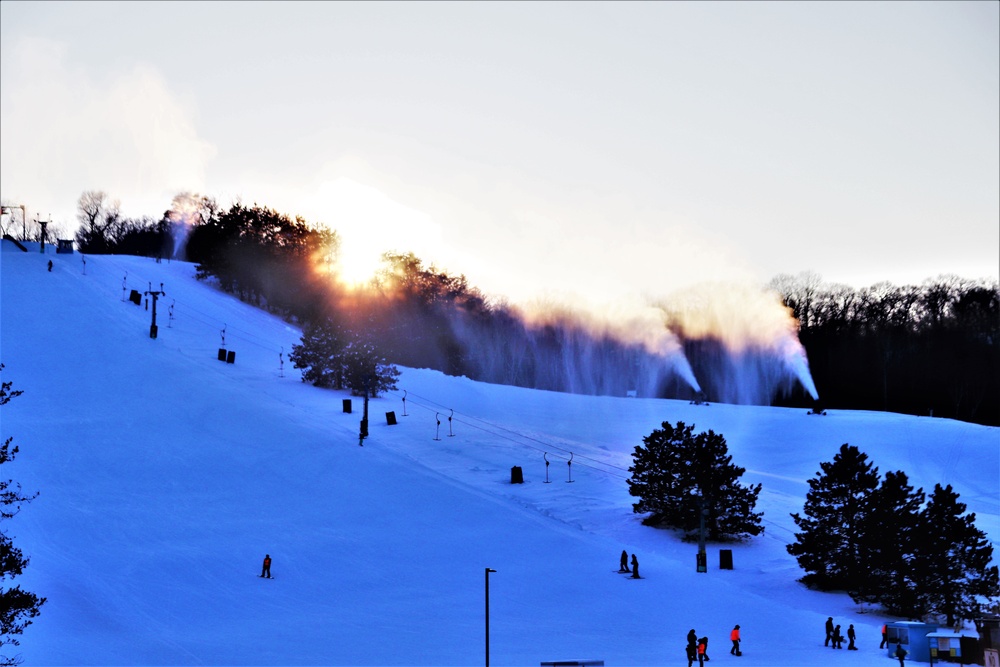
[697,637,707,666]
[730,625,741,656]
[261,554,272,578]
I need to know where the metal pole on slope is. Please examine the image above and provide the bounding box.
[145,282,165,338]
[485,567,496,667]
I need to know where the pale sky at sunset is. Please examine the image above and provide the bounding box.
[2,1,997,306]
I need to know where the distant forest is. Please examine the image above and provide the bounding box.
[769,272,999,426]
[55,190,1000,426]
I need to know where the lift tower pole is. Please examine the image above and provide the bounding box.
[145,282,165,338]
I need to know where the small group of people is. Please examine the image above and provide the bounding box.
[824,616,858,650]
[685,625,741,665]
[618,549,639,578]
[685,629,708,666]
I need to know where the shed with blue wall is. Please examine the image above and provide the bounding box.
[886,622,940,662]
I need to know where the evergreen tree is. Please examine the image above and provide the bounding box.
[911,484,998,625]
[340,336,401,398]
[627,421,763,541]
[290,319,399,397]
[851,470,925,616]
[290,318,350,389]
[1,365,45,666]
[787,443,879,590]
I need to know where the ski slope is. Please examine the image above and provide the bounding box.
[1,246,997,666]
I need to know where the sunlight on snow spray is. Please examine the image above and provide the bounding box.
[657,281,819,404]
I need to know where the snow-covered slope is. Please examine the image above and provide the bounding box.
[1,248,997,666]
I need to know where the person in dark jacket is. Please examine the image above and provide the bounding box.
[620,550,629,572]
[895,644,908,666]
[260,554,272,578]
[847,624,857,650]
[832,624,843,649]
[686,641,697,667]
[825,617,834,646]
[631,553,639,578]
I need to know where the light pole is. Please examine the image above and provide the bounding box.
[691,487,708,572]
[485,567,496,667]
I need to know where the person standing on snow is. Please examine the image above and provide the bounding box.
[730,625,741,656]
[686,641,697,667]
[847,624,858,650]
[881,623,888,649]
[631,553,639,578]
[832,624,843,649]
[260,554,272,578]
[620,549,629,573]
[697,637,708,666]
[825,616,835,646]
[895,643,908,666]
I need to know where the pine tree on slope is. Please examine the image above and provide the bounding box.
[911,483,998,626]
[628,421,763,541]
[851,470,925,616]
[787,443,879,590]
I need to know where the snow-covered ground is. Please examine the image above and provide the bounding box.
[1,247,997,666]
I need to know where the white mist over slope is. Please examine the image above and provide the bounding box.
[1,247,997,665]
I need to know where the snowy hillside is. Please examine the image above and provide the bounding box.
[1,247,997,666]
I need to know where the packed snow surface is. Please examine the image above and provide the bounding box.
[1,248,997,665]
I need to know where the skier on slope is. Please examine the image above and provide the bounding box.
[260,554,272,578]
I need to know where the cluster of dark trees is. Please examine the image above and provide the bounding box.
[627,421,764,541]
[185,201,340,323]
[1,366,45,666]
[770,272,1000,425]
[788,444,997,625]
[74,191,176,257]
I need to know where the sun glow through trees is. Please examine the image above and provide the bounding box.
[307,178,443,289]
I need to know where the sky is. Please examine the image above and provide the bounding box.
[2,1,998,306]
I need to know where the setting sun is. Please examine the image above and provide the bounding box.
[304,178,442,289]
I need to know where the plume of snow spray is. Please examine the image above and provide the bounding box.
[166,192,210,260]
[449,297,700,398]
[657,282,819,404]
